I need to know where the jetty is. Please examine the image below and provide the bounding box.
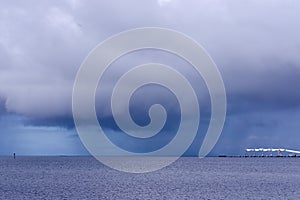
[245,148,300,157]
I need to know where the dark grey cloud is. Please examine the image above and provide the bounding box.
[226,63,300,114]
[0,97,6,116]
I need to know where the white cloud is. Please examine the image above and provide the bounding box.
[157,0,173,7]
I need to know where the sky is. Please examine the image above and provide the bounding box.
[0,0,300,156]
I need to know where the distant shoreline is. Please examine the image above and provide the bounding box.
[0,155,299,158]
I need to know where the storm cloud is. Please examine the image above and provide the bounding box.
[0,0,300,155]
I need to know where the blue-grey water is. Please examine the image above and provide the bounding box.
[0,157,300,200]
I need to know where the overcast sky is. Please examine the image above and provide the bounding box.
[0,0,300,156]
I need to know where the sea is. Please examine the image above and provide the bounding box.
[0,157,299,200]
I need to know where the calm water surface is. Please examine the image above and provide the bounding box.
[0,157,299,200]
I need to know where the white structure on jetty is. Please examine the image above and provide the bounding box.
[245,148,300,157]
